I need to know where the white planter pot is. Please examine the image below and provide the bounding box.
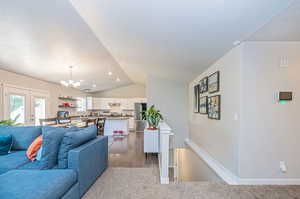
[144,128,159,153]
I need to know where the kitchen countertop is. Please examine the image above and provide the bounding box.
[105,117,130,120]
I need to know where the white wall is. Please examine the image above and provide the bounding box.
[239,42,300,178]
[189,41,300,180]
[0,68,86,119]
[147,75,189,147]
[189,46,242,175]
[92,84,146,98]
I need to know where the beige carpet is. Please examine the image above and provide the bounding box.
[83,168,300,199]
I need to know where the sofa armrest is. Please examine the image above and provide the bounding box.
[68,136,108,197]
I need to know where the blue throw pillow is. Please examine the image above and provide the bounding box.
[58,125,97,169]
[0,135,13,155]
[0,125,42,150]
[40,127,79,169]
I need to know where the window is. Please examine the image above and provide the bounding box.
[33,97,46,125]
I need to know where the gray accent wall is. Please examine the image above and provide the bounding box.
[239,42,300,178]
[189,46,242,175]
[147,75,189,148]
[189,42,300,179]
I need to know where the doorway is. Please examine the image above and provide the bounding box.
[3,84,49,126]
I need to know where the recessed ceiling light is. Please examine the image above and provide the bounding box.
[233,40,241,46]
[108,71,112,76]
[116,78,120,82]
[92,84,96,88]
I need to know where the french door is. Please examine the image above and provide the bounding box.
[3,85,49,126]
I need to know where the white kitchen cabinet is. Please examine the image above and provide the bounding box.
[99,98,110,110]
[92,98,102,109]
[86,97,93,110]
[128,99,135,110]
[121,98,134,110]
[87,97,146,110]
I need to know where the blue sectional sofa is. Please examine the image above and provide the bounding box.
[0,125,108,199]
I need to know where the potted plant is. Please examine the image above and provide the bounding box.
[0,115,21,126]
[143,105,163,154]
[144,105,163,130]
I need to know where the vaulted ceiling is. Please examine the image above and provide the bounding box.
[70,0,296,84]
[0,0,132,92]
[0,0,298,91]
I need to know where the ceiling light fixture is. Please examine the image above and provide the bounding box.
[60,66,81,88]
[233,40,241,46]
[108,71,112,76]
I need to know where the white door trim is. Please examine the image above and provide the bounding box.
[2,83,50,96]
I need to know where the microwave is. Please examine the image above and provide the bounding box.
[57,111,70,124]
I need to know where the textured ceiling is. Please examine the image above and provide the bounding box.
[0,0,132,92]
[70,0,294,84]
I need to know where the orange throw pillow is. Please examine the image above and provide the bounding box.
[26,135,42,161]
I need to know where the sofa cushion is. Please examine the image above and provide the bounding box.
[0,169,77,199]
[0,135,13,155]
[40,127,79,169]
[0,125,42,150]
[0,151,29,174]
[0,168,9,175]
[40,128,65,169]
[58,125,97,169]
[17,161,42,170]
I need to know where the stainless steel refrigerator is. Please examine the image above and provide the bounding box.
[134,103,147,132]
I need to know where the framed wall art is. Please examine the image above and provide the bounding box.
[208,71,220,93]
[199,77,208,93]
[193,84,200,113]
[208,95,221,120]
[199,96,208,114]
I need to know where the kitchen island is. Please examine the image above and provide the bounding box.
[104,117,130,136]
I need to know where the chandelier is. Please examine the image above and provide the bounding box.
[60,66,81,88]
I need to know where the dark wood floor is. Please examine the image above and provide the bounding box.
[108,132,158,168]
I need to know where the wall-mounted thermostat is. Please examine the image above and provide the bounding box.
[277,92,292,104]
[279,92,292,100]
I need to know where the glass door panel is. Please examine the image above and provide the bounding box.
[33,97,46,126]
[4,85,49,126]
[9,95,25,124]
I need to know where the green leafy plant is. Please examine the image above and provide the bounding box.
[144,105,163,130]
[0,115,21,126]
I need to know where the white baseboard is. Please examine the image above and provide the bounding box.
[185,138,300,185]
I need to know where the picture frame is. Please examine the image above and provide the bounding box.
[208,71,220,93]
[208,95,221,120]
[193,84,200,113]
[199,96,208,114]
[199,77,208,93]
